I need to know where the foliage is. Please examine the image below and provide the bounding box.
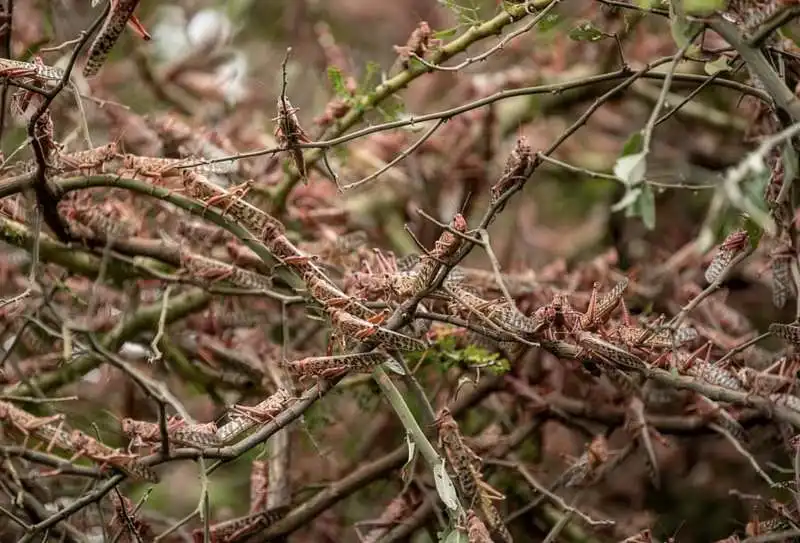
[1,1,800,542]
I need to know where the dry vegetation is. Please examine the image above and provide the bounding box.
[3,0,800,542]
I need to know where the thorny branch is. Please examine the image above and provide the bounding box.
[2,1,800,542]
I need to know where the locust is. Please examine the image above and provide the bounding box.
[84,0,151,78]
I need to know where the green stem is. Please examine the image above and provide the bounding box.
[371,366,464,519]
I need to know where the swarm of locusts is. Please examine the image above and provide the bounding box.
[4,0,800,541]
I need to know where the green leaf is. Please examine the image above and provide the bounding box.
[569,21,607,42]
[742,215,764,250]
[742,158,771,208]
[613,152,648,186]
[438,335,458,352]
[670,16,702,48]
[433,461,459,511]
[537,13,562,32]
[487,357,511,374]
[327,66,348,97]
[741,170,772,217]
[463,344,498,363]
[611,186,642,213]
[668,0,703,48]
[704,56,731,75]
[637,183,657,230]
[620,132,644,156]
[433,26,459,40]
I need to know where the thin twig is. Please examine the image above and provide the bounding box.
[342,119,445,191]
[148,286,172,364]
[709,423,775,486]
[491,456,614,527]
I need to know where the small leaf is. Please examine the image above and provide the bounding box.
[739,170,775,236]
[537,13,562,32]
[433,26,459,40]
[637,183,657,230]
[569,21,606,42]
[668,0,703,48]
[327,66,347,97]
[439,335,457,351]
[742,215,764,250]
[433,461,459,511]
[611,186,642,212]
[613,152,647,186]
[704,56,731,75]
[670,17,702,48]
[463,344,498,364]
[742,166,771,210]
[620,131,644,156]
[488,357,511,374]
